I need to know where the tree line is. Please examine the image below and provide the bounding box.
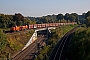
[66,11,90,60]
[0,13,36,28]
[27,12,86,24]
[1,11,90,28]
[26,10,90,27]
[85,11,90,27]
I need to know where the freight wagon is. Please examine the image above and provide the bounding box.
[10,22,77,32]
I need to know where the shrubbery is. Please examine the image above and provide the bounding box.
[0,30,7,51]
[67,27,90,60]
[0,30,7,59]
[35,25,76,60]
[0,30,34,60]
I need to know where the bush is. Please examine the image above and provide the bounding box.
[0,30,7,51]
[35,25,76,60]
[67,27,90,60]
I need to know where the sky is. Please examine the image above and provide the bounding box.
[0,0,90,17]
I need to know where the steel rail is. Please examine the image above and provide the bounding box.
[12,35,45,60]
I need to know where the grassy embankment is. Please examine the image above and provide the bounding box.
[35,24,77,60]
[67,26,90,60]
[0,29,34,60]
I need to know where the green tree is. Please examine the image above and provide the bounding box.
[16,21,23,26]
[61,19,67,23]
[85,11,90,19]
[69,14,76,22]
[0,14,7,28]
[64,13,70,22]
[67,28,90,60]
[0,30,7,51]
[9,21,16,27]
[13,13,24,21]
[56,14,63,21]
[13,13,25,26]
[86,16,90,27]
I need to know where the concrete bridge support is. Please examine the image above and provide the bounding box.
[22,27,55,50]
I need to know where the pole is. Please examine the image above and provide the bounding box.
[63,23,64,35]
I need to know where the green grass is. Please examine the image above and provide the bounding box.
[63,24,77,34]
[0,29,34,60]
[67,26,90,60]
[35,24,78,60]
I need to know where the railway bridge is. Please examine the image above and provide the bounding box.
[22,27,56,50]
[11,27,56,60]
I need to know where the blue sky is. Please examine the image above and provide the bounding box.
[0,0,90,17]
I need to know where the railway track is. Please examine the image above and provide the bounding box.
[23,35,46,60]
[11,35,47,60]
[49,26,79,60]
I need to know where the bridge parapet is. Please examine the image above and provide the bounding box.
[22,31,37,50]
[22,27,56,50]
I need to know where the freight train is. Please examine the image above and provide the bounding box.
[10,22,77,32]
